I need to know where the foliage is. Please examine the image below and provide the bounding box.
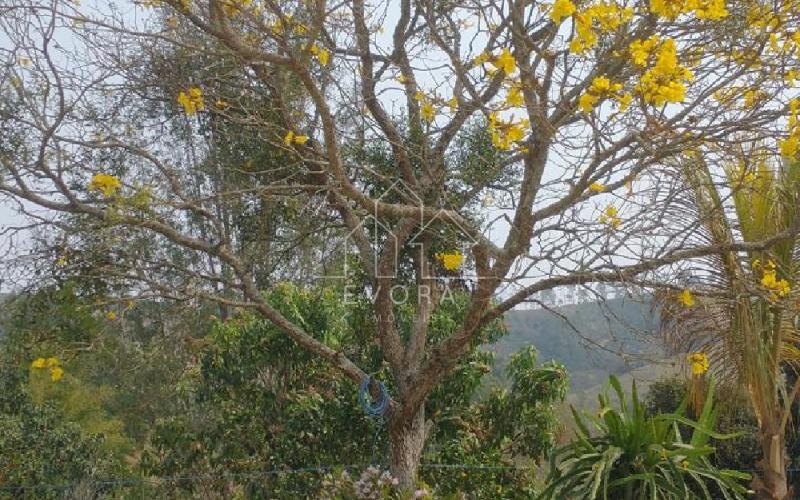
[661,156,800,496]
[0,361,118,500]
[143,284,566,497]
[541,375,750,500]
[319,466,433,500]
[645,377,763,473]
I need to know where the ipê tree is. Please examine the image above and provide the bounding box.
[1,0,798,489]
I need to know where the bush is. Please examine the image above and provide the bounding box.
[540,376,750,500]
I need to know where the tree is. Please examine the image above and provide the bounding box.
[659,157,800,498]
[143,284,567,497]
[1,0,797,488]
[0,341,120,499]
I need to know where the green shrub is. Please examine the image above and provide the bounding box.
[540,376,751,500]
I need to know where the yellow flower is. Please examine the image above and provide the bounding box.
[436,252,464,271]
[495,48,516,75]
[45,357,59,367]
[31,358,46,369]
[88,173,122,197]
[634,38,693,106]
[615,93,633,112]
[177,86,205,115]
[447,96,459,111]
[599,204,621,228]
[420,101,435,123]
[50,367,64,381]
[106,310,117,321]
[760,261,791,299]
[471,51,491,68]
[781,136,799,158]
[284,131,310,146]
[629,36,660,66]
[579,93,599,113]
[309,44,330,66]
[651,0,726,19]
[589,182,605,193]
[688,352,709,375]
[580,76,626,113]
[551,0,576,24]
[506,84,524,107]
[680,288,695,307]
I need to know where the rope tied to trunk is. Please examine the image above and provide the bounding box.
[359,375,389,418]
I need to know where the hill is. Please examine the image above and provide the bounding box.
[486,297,669,401]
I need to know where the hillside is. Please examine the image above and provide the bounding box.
[486,297,668,401]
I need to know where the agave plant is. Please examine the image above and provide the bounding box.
[659,152,800,499]
[540,375,750,500]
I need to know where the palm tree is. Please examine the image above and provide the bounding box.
[660,150,800,499]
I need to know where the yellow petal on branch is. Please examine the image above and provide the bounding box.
[88,173,122,197]
[550,0,576,24]
[680,288,695,307]
[495,48,516,75]
[436,252,464,271]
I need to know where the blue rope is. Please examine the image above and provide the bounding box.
[359,376,389,418]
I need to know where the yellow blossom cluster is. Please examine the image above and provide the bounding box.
[469,48,516,75]
[177,86,205,115]
[435,252,464,271]
[284,130,309,146]
[687,352,709,375]
[31,357,64,381]
[598,204,621,228]
[564,2,634,55]
[420,101,435,122]
[488,113,528,151]
[759,260,791,300]
[631,37,694,106]
[550,0,576,24]
[494,48,516,75]
[780,99,800,158]
[650,0,728,20]
[589,182,605,193]
[505,82,524,107]
[412,90,438,123]
[309,43,330,66]
[269,14,313,36]
[88,173,122,197]
[579,75,631,113]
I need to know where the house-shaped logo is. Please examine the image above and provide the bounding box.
[321,179,423,279]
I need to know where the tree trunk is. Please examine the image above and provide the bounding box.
[752,421,790,500]
[388,406,426,491]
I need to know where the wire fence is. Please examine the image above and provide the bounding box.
[3,464,799,497]
[0,463,537,496]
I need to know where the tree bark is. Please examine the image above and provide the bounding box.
[388,405,426,491]
[752,420,791,500]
